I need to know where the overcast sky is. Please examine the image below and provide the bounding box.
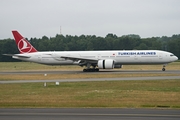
[1,0,180,39]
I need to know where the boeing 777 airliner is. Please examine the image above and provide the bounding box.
[4,31,178,72]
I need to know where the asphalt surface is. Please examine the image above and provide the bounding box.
[0,70,180,74]
[0,108,179,120]
[0,71,180,120]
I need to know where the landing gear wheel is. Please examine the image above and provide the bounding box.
[162,64,167,71]
[83,68,99,72]
[83,69,87,72]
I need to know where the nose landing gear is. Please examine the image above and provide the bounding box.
[162,67,165,71]
[162,64,166,71]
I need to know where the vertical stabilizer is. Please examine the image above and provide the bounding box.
[12,31,38,54]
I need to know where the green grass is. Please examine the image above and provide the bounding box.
[0,62,80,71]
[0,80,180,108]
[0,62,179,108]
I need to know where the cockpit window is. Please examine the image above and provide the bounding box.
[170,54,174,56]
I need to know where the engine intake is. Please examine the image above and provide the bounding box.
[98,59,114,69]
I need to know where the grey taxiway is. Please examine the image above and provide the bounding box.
[0,108,180,120]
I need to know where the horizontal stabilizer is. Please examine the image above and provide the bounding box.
[3,54,31,58]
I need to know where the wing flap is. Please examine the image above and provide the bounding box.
[60,56,98,62]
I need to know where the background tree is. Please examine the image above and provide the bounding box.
[0,33,179,61]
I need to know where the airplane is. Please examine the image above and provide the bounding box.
[4,31,178,72]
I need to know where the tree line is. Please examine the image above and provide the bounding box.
[0,33,180,62]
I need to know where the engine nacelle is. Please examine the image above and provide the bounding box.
[98,59,114,69]
[114,65,123,68]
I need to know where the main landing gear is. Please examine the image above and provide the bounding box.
[82,63,99,72]
[162,64,166,71]
[83,68,99,72]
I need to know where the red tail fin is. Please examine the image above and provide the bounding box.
[12,31,38,54]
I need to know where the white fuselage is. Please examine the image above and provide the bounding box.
[13,50,178,66]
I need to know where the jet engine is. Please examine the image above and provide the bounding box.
[98,59,114,69]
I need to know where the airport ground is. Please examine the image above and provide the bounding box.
[0,62,180,119]
[0,62,180,108]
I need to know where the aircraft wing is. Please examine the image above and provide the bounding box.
[3,54,31,58]
[61,56,98,62]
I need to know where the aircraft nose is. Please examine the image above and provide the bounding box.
[175,56,178,61]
